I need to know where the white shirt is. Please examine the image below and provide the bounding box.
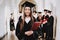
[25,17,31,24]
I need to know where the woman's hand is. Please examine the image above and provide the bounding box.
[43,21,47,24]
[43,19,47,24]
[25,31,33,36]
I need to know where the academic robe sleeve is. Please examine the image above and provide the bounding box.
[47,16,54,26]
[15,22,20,38]
[15,16,22,39]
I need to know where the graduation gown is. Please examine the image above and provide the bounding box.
[42,15,49,33]
[10,19,15,31]
[37,16,43,36]
[46,16,54,40]
[15,16,39,40]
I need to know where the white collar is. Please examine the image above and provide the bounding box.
[25,17,31,24]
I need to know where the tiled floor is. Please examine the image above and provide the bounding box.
[2,30,18,40]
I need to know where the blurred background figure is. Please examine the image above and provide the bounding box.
[10,13,15,31]
[37,12,43,40]
[46,10,54,40]
[37,12,42,21]
[42,9,49,40]
[32,11,37,22]
[33,11,37,19]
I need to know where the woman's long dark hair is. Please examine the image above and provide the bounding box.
[20,7,34,31]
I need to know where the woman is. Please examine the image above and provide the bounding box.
[15,5,39,40]
[10,13,15,31]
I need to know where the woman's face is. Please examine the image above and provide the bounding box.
[38,14,42,19]
[24,7,31,16]
[44,11,47,14]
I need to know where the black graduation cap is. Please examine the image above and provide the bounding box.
[44,9,48,11]
[22,1,35,8]
[38,12,42,14]
[48,10,52,13]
